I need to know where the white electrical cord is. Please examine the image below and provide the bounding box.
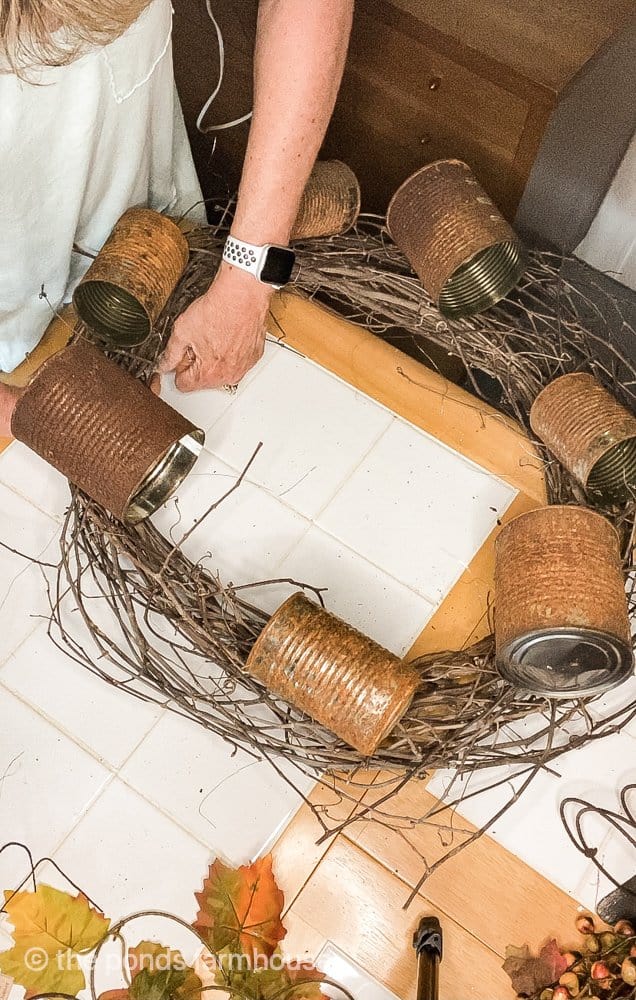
[196,0,253,135]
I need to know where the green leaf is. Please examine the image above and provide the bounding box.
[129,968,190,1000]
[215,949,325,1000]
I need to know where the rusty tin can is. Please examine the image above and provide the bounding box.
[530,373,636,504]
[73,208,189,347]
[245,593,420,755]
[387,159,524,318]
[494,506,633,697]
[291,160,361,240]
[11,338,204,523]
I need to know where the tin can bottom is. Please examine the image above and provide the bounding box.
[438,240,524,318]
[497,627,634,698]
[125,428,205,524]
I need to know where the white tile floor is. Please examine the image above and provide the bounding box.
[427,718,636,911]
[2,330,628,990]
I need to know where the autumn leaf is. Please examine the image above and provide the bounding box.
[284,960,326,1000]
[128,942,201,1000]
[216,954,325,1000]
[503,939,568,997]
[0,884,110,996]
[194,856,286,963]
[98,942,202,1000]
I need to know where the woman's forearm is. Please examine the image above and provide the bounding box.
[231,0,354,246]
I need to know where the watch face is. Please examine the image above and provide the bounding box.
[260,246,296,286]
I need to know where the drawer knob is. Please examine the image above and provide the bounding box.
[428,75,442,91]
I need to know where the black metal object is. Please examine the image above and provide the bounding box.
[598,874,636,925]
[414,916,443,1000]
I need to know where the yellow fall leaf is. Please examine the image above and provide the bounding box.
[0,884,110,996]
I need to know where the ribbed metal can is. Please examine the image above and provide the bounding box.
[291,160,361,240]
[530,373,636,504]
[494,506,633,697]
[387,159,524,318]
[11,338,204,524]
[245,593,420,755]
[73,208,189,347]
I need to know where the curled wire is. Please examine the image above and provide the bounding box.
[560,783,636,895]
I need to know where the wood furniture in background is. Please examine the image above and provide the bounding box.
[172,0,632,218]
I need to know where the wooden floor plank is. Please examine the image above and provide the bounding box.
[272,771,380,913]
[345,781,579,959]
[288,836,512,1000]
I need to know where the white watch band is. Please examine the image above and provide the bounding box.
[223,236,263,278]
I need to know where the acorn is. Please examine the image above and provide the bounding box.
[552,987,570,1000]
[622,957,636,986]
[575,914,595,935]
[558,971,580,996]
[599,931,619,951]
[591,960,612,980]
[585,934,601,953]
[615,919,635,937]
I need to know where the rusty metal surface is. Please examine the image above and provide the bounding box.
[494,506,632,694]
[74,208,189,346]
[387,159,523,316]
[11,338,200,522]
[291,160,361,240]
[245,592,420,755]
[531,372,636,503]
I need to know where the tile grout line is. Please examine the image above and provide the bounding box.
[2,668,306,871]
[200,443,442,607]
[0,678,124,774]
[0,519,62,669]
[182,442,442,613]
[0,468,68,525]
[302,415,397,526]
[268,338,523,493]
[91,768,241,860]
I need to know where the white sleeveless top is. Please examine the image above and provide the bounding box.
[0,0,205,373]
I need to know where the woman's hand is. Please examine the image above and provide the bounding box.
[158,262,272,392]
[0,383,20,438]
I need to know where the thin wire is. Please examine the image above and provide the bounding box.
[196,0,253,136]
[560,785,636,896]
[0,841,103,912]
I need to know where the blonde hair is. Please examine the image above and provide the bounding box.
[1,0,154,72]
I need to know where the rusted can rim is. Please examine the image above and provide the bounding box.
[587,437,636,504]
[438,239,524,318]
[497,627,634,697]
[74,280,151,347]
[124,427,205,525]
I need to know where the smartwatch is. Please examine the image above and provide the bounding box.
[223,236,296,289]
